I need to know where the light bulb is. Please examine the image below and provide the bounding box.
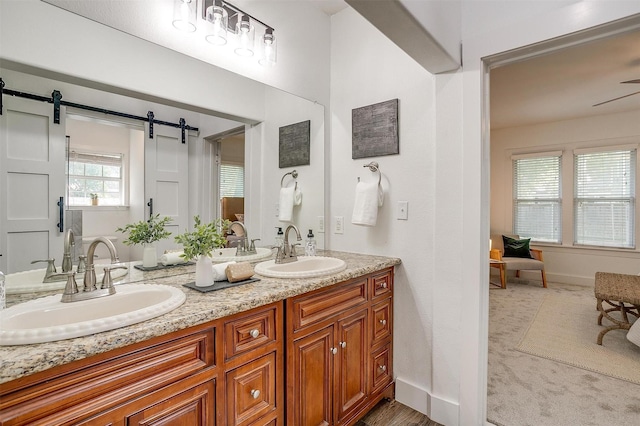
[172,0,196,32]
[234,15,255,57]
[259,28,277,66]
[205,2,228,45]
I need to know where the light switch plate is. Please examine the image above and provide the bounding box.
[397,201,409,220]
[335,216,344,234]
[318,216,325,233]
[275,203,279,217]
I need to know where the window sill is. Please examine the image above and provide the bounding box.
[532,242,639,257]
[68,206,129,212]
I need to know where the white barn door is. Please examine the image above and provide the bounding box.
[144,124,189,256]
[0,97,66,273]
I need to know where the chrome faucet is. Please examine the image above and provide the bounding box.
[84,237,120,292]
[31,258,65,283]
[275,225,302,264]
[231,221,259,255]
[62,229,75,273]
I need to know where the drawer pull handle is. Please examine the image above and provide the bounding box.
[250,389,261,399]
[379,319,387,325]
[379,365,387,372]
[378,282,387,289]
[340,341,347,348]
[249,329,260,338]
[331,347,338,355]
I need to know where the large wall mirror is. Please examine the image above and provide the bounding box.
[0,58,324,275]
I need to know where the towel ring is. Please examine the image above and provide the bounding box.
[362,162,381,185]
[281,170,298,188]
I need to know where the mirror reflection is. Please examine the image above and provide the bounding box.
[0,66,325,278]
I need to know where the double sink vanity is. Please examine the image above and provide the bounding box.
[0,249,399,426]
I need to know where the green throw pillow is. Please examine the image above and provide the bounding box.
[502,235,533,259]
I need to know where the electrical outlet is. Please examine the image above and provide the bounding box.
[275,203,279,217]
[397,201,409,220]
[318,216,325,233]
[334,216,344,234]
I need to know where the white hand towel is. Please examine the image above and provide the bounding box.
[160,251,188,266]
[278,186,295,222]
[212,261,236,281]
[294,186,302,206]
[351,180,384,226]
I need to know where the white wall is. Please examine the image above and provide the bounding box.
[491,110,640,284]
[329,6,442,420]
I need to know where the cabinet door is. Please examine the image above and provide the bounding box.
[226,352,277,426]
[289,324,334,426]
[335,309,368,424]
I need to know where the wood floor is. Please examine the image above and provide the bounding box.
[356,400,443,426]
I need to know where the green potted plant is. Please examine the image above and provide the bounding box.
[90,193,98,206]
[116,214,173,267]
[174,216,230,287]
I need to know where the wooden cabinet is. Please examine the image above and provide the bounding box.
[0,301,283,426]
[0,266,393,426]
[287,267,394,426]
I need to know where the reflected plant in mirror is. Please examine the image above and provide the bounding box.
[174,216,230,261]
[116,214,173,247]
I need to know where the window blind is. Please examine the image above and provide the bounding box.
[220,164,244,198]
[574,149,636,248]
[513,154,561,243]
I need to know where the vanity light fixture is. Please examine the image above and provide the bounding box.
[175,0,276,66]
[234,15,255,57]
[172,0,197,32]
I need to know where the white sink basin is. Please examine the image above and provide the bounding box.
[210,247,273,263]
[0,284,185,345]
[254,256,347,278]
[5,264,129,294]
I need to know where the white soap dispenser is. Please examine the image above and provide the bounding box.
[305,229,316,257]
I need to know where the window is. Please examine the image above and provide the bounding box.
[67,151,124,206]
[574,148,636,248]
[220,163,244,197]
[512,152,562,243]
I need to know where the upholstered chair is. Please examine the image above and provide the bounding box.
[490,234,547,288]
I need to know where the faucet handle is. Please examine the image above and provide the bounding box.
[31,259,57,274]
[55,271,79,302]
[249,239,260,252]
[101,265,127,289]
[77,255,87,274]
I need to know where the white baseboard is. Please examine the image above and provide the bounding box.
[395,377,459,426]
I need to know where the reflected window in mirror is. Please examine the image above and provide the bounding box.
[67,150,124,207]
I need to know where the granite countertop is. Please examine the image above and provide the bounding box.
[0,250,400,385]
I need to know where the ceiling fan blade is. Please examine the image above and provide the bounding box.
[593,90,640,107]
[621,79,640,84]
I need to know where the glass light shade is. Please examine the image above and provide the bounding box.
[259,29,277,66]
[205,2,228,45]
[234,15,255,57]
[172,0,197,32]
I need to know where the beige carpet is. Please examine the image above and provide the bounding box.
[487,280,640,426]
[516,293,640,384]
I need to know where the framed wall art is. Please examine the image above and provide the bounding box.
[279,120,310,168]
[352,98,399,159]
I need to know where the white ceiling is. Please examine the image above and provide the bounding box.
[490,29,640,129]
[40,1,640,130]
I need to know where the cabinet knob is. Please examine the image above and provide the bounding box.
[340,341,346,348]
[378,365,387,372]
[379,319,387,325]
[250,389,261,399]
[378,282,387,289]
[331,347,338,355]
[249,329,260,338]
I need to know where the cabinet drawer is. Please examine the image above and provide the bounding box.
[371,299,392,346]
[291,278,367,331]
[370,269,393,300]
[226,352,277,426]
[224,305,277,361]
[0,328,215,426]
[370,344,392,395]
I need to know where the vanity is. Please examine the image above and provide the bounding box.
[0,251,399,426]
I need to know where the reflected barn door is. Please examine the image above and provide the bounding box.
[0,97,66,273]
[144,125,189,257]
